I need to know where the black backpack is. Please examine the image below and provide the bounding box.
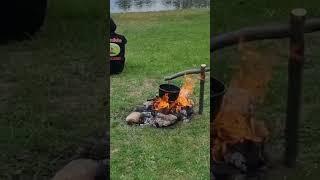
[110,18,127,74]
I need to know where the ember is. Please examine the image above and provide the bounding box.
[126,76,196,127]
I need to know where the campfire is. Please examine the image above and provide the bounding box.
[212,44,275,179]
[154,76,194,113]
[126,76,196,127]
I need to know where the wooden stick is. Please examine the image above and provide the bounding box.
[211,17,320,51]
[164,68,210,81]
[285,8,306,168]
[199,64,206,114]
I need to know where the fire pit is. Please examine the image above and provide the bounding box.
[126,76,195,127]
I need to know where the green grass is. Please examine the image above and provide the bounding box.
[110,9,210,179]
[0,4,106,179]
[212,1,320,179]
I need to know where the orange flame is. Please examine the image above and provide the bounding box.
[212,43,274,161]
[153,76,195,113]
[153,93,170,111]
[174,76,195,112]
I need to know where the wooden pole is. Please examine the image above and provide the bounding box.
[199,64,206,114]
[211,17,320,52]
[285,8,306,168]
[164,68,210,81]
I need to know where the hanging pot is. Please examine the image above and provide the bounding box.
[159,84,180,101]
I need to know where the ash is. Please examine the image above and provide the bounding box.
[126,100,194,128]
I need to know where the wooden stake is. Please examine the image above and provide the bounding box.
[164,68,210,81]
[199,64,206,114]
[285,8,306,168]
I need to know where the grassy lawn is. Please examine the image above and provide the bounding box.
[0,1,107,179]
[110,9,210,179]
[212,1,320,179]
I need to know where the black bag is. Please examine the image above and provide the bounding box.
[110,18,127,74]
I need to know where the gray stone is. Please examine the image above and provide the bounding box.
[126,112,142,125]
[183,118,190,123]
[141,111,152,118]
[180,109,188,117]
[224,152,247,172]
[154,113,177,127]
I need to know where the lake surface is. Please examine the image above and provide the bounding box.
[110,0,210,13]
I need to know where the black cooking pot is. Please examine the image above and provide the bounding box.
[210,78,226,121]
[210,77,226,178]
[159,84,180,101]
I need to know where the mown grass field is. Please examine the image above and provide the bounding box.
[110,9,210,179]
[212,1,320,179]
[0,1,107,179]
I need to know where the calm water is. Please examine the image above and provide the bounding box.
[110,0,210,13]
